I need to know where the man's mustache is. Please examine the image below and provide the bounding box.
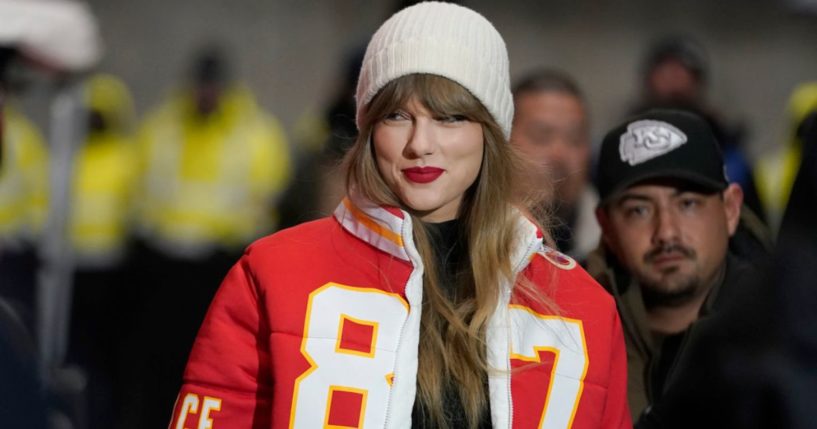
[644,243,695,263]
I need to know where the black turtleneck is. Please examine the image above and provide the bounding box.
[427,219,465,298]
[411,219,492,429]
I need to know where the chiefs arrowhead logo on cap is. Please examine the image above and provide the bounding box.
[619,120,688,166]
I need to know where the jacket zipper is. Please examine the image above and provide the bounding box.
[506,238,541,428]
[384,228,425,429]
[383,277,418,429]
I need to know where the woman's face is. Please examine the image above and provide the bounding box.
[373,96,484,223]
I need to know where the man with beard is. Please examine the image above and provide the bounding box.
[511,69,600,261]
[586,109,756,423]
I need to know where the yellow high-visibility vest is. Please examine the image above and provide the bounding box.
[134,86,292,258]
[70,132,137,266]
[69,74,138,267]
[0,105,48,249]
[755,82,817,233]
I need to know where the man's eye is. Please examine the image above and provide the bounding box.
[526,127,556,145]
[680,198,701,210]
[624,206,649,218]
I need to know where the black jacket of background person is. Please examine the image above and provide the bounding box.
[633,113,817,429]
[0,297,48,429]
[585,208,771,425]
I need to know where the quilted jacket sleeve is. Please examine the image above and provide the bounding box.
[168,255,272,429]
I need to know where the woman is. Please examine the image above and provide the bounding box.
[169,3,630,428]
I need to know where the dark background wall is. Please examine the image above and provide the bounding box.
[84,0,817,158]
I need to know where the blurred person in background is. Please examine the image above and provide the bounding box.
[65,73,138,428]
[310,47,367,217]
[511,69,600,262]
[630,35,766,223]
[0,63,135,429]
[279,46,365,228]
[587,109,770,424]
[755,82,817,233]
[133,45,293,257]
[0,47,49,332]
[124,44,293,428]
[1,1,102,427]
[0,43,48,429]
[69,73,137,269]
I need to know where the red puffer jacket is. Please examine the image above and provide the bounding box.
[169,196,631,429]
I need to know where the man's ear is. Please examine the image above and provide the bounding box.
[723,183,744,236]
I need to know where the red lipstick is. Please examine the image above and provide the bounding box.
[402,167,444,183]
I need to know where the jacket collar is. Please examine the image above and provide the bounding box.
[586,244,655,355]
[333,194,411,262]
[333,193,543,274]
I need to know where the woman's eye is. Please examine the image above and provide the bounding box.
[383,111,409,121]
[437,114,468,123]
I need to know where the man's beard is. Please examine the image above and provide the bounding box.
[638,243,701,308]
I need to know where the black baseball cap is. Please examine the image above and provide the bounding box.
[595,109,729,203]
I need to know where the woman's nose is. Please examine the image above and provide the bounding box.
[403,119,434,158]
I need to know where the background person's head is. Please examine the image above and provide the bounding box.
[641,35,709,108]
[595,110,742,307]
[188,45,230,117]
[84,73,135,135]
[511,69,590,212]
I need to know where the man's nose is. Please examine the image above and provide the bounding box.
[652,207,680,245]
[543,140,570,177]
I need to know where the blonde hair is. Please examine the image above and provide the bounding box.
[345,73,551,428]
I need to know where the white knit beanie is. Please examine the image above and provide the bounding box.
[355,1,513,139]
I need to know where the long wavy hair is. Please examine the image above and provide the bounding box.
[345,73,551,428]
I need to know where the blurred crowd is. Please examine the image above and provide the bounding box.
[1,1,817,429]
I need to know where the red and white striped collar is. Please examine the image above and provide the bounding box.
[333,194,546,268]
